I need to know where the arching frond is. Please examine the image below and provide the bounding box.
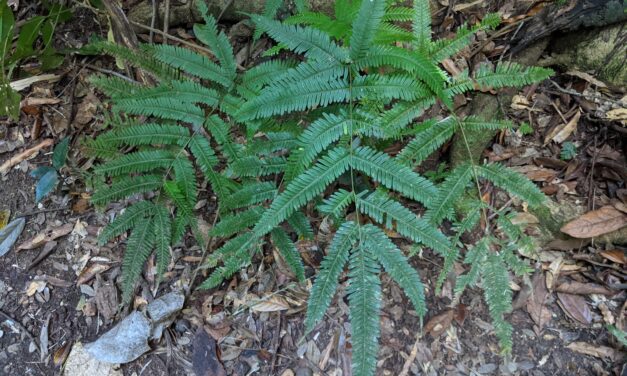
[92,175,163,205]
[121,220,154,303]
[98,201,155,245]
[395,116,457,166]
[271,228,306,282]
[349,0,387,60]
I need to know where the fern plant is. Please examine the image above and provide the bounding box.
[88,0,552,374]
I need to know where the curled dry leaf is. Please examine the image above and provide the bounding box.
[18,223,73,250]
[600,249,626,264]
[77,264,111,286]
[53,341,72,367]
[545,110,580,144]
[561,206,627,238]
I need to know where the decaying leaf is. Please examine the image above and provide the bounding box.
[53,341,72,367]
[0,209,10,230]
[251,295,290,312]
[424,310,454,338]
[192,328,227,376]
[557,293,592,325]
[526,273,552,330]
[555,281,614,296]
[0,217,26,256]
[18,222,73,250]
[545,110,580,144]
[77,264,111,286]
[566,342,624,362]
[26,280,46,296]
[561,206,627,238]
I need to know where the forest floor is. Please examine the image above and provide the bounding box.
[0,1,625,376]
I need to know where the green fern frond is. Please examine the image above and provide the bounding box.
[91,41,179,80]
[474,163,545,207]
[95,150,176,176]
[350,146,437,206]
[98,201,155,245]
[424,163,473,224]
[454,237,489,298]
[111,80,220,107]
[200,242,255,289]
[222,182,277,211]
[396,116,456,166]
[319,188,355,218]
[374,22,415,44]
[230,156,287,177]
[153,205,172,278]
[412,0,432,52]
[429,14,500,62]
[152,44,232,87]
[355,191,451,255]
[253,147,351,237]
[249,14,349,63]
[287,211,314,240]
[474,62,553,90]
[271,228,306,281]
[195,1,237,75]
[247,132,297,155]
[285,11,346,40]
[113,97,205,125]
[378,99,436,138]
[92,175,163,205]
[204,115,243,163]
[483,253,513,353]
[383,6,413,21]
[305,221,359,331]
[90,75,141,99]
[121,220,154,303]
[173,157,198,209]
[347,240,381,376]
[460,116,515,131]
[353,46,446,94]
[362,224,426,318]
[353,74,431,102]
[273,60,348,86]
[188,136,236,201]
[91,124,191,151]
[238,60,295,96]
[164,180,193,214]
[349,0,386,60]
[209,207,264,237]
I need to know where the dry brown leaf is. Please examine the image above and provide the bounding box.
[251,295,290,312]
[52,341,72,367]
[544,110,580,144]
[17,223,73,250]
[511,166,557,182]
[606,108,627,125]
[557,292,592,325]
[526,273,552,330]
[26,280,46,296]
[511,94,531,110]
[77,264,111,286]
[566,342,624,362]
[0,139,53,175]
[424,310,454,338]
[561,205,627,238]
[565,70,607,88]
[599,249,626,264]
[555,281,613,296]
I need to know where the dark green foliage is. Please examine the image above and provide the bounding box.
[89,0,553,371]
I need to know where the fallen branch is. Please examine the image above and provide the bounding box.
[0,139,54,175]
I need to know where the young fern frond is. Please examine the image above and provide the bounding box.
[349,0,386,60]
[412,0,432,52]
[428,13,500,62]
[195,1,237,76]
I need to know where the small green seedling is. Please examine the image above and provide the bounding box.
[30,137,69,202]
[560,141,577,160]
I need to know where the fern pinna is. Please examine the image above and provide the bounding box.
[88,0,552,374]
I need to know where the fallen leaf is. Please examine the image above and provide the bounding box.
[557,293,592,325]
[511,166,557,182]
[566,342,624,362]
[0,217,26,256]
[424,310,454,338]
[565,71,607,88]
[600,249,626,264]
[17,222,73,250]
[0,209,9,229]
[53,341,72,367]
[606,108,627,125]
[561,206,627,238]
[0,139,54,175]
[251,295,290,312]
[192,328,227,376]
[77,264,111,286]
[26,280,47,296]
[40,314,50,361]
[545,110,580,144]
[511,94,531,110]
[555,281,613,296]
[526,273,552,330]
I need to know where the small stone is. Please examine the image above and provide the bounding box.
[175,319,190,333]
[295,367,313,376]
[7,343,20,354]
